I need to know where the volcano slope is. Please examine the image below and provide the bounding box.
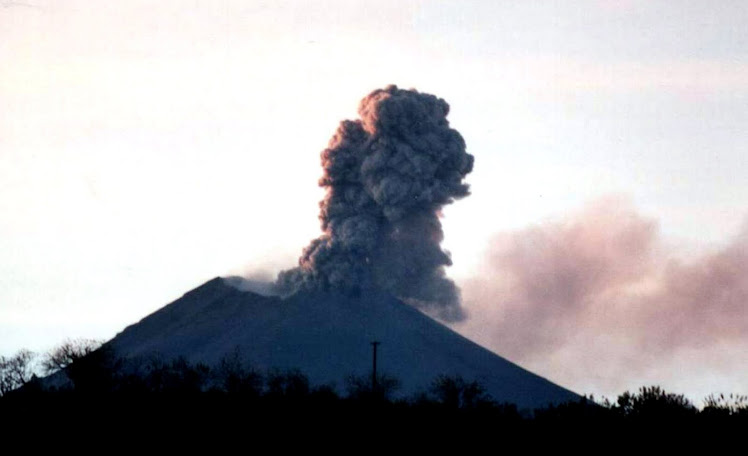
[108,277,579,410]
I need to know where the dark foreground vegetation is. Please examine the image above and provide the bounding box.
[1,340,746,439]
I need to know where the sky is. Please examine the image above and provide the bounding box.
[2,0,747,402]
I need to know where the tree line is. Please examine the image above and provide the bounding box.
[1,339,746,430]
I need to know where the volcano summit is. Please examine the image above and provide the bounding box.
[107,86,578,409]
[109,277,579,409]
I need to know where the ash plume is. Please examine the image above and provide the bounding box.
[278,85,474,320]
[459,196,748,395]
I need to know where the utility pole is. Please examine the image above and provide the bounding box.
[370,341,380,396]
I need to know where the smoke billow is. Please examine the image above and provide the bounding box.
[459,196,748,395]
[224,273,279,297]
[278,85,474,320]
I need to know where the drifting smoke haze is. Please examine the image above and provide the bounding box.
[278,85,474,321]
[459,196,748,396]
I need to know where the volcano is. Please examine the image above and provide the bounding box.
[107,277,579,409]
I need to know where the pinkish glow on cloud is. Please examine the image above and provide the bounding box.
[459,196,748,396]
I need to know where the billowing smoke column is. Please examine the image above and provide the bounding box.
[278,85,474,320]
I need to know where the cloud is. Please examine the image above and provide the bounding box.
[458,196,748,396]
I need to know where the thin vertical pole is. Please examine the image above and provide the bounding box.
[371,341,380,395]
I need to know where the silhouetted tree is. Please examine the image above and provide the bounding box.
[345,372,400,401]
[143,357,210,393]
[614,385,697,420]
[702,393,748,419]
[214,350,262,396]
[42,339,102,375]
[532,395,612,425]
[66,344,121,393]
[266,369,311,400]
[429,375,492,409]
[0,349,36,396]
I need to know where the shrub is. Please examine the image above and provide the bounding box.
[614,385,697,420]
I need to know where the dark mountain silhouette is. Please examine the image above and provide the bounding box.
[108,277,579,409]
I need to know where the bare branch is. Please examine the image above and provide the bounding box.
[0,349,37,396]
[42,339,102,375]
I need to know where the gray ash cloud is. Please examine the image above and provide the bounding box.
[277,85,474,320]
